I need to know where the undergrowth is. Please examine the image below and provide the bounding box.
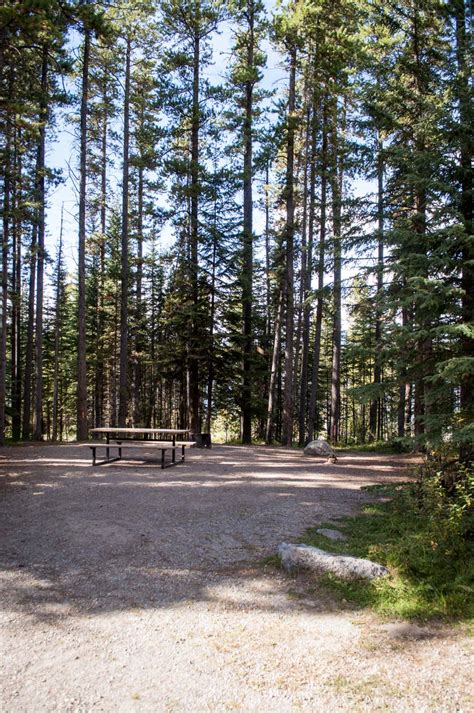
[299,462,474,620]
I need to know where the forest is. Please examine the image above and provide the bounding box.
[0,0,472,459]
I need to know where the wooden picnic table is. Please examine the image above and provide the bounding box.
[87,427,193,467]
[89,427,190,446]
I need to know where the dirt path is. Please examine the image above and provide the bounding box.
[0,444,471,712]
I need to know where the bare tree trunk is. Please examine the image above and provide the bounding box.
[10,126,22,440]
[95,76,108,427]
[453,0,473,463]
[329,100,344,445]
[265,290,284,444]
[118,36,131,427]
[281,44,296,447]
[241,0,255,445]
[77,31,90,440]
[307,102,328,441]
[22,221,36,439]
[0,121,9,444]
[298,105,317,445]
[52,205,64,441]
[369,134,384,441]
[205,214,218,434]
[133,160,144,425]
[264,160,272,340]
[33,46,48,441]
[188,28,200,435]
[293,107,310,418]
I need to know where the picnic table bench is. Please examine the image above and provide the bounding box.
[88,428,195,468]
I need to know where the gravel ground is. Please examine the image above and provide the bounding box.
[0,443,472,712]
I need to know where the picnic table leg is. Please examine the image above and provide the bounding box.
[161,449,165,469]
[106,433,110,462]
[92,447,96,466]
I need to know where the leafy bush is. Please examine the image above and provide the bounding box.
[302,462,474,620]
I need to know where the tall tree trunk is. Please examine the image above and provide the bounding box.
[133,160,144,425]
[453,0,473,463]
[118,37,131,427]
[22,221,37,439]
[293,107,310,416]
[52,206,64,442]
[298,105,317,445]
[264,160,272,341]
[307,101,328,441]
[281,44,296,447]
[369,134,384,441]
[329,100,344,445]
[33,46,48,441]
[411,7,431,448]
[266,290,284,444]
[77,31,90,440]
[241,0,255,445]
[206,212,218,435]
[10,126,22,440]
[188,27,200,435]
[95,76,108,427]
[0,120,10,444]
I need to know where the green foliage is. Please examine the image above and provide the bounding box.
[301,464,474,619]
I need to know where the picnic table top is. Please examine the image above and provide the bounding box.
[89,427,190,435]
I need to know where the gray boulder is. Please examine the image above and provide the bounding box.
[303,439,335,458]
[278,542,388,581]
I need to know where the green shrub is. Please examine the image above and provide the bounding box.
[301,462,474,620]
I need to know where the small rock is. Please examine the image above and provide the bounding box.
[303,439,336,460]
[316,528,346,541]
[278,542,388,580]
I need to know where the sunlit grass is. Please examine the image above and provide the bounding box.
[297,472,474,620]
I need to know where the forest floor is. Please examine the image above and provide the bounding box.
[0,443,472,713]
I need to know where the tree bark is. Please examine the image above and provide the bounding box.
[133,159,144,426]
[52,206,64,442]
[298,104,317,445]
[10,126,22,440]
[77,31,90,440]
[281,44,297,447]
[118,36,131,427]
[307,101,328,441]
[453,0,473,463]
[188,26,200,435]
[293,106,310,423]
[33,46,48,441]
[329,100,344,445]
[0,119,10,444]
[206,207,218,434]
[369,134,384,441]
[241,0,255,445]
[266,290,284,444]
[95,75,108,428]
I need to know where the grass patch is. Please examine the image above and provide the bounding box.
[300,466,474,620]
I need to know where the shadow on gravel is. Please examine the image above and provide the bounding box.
[0,443,413,623]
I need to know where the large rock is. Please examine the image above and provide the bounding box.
[278,542,389,581]
[303,439,335,458]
